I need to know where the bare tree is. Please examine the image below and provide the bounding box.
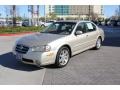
[115,9,119,16]
[113,7,120,20]
[90,12,99,21]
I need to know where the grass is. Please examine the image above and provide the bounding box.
[0,26,45,34]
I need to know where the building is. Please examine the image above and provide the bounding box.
[45,5,54,14]
[45,5,104,20]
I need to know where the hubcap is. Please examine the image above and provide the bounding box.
[96,39,101,48]
[59,49,69,66]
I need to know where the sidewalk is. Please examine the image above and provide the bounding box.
[0,32,35,36]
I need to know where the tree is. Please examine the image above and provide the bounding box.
[66,17,74,20]
[16,16,23,21]
[111,16,118,20]
[40,17,45,22]
[90,12,99,21]
[98,17,104,22]
[49,12,57,20]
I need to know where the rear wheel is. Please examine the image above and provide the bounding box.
[55,47,70,68]
[94,37,102,50]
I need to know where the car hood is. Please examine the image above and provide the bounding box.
[17,33,66,47]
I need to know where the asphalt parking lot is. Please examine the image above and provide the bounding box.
[0,26,120,85]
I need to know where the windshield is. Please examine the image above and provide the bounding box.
[41,22,76,35]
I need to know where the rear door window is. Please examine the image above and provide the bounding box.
[85,22,96,32]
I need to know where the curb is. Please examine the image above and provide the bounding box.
[0,32,35,36]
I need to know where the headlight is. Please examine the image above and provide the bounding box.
[30,45,51,52]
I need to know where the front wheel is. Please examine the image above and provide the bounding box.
[55,47,70,68]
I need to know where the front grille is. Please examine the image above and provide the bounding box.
[22,58,34,63]
[15,44,29,54]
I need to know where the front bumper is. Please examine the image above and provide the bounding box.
[13,50,57,66]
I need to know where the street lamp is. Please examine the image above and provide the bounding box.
[88,5,91,21]
[44,5,46,23]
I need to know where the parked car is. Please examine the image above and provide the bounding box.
[16,21,22,26]
[40,20,55,27]
[13,21,104,68]
[110,20,118,26]
[7,21,22,27]
[0,21,7,27]
[22,20,29,27]
[117,20,120,26]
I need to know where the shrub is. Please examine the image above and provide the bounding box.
[0,26,45,34]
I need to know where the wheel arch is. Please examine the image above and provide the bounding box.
[98,36,102,42]
[59,44,72,57]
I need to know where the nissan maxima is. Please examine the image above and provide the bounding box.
[13,21,104,68]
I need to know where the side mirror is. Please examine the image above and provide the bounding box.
[75,31,83,35]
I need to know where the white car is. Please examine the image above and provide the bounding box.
[13,21,104,68]
[0,21,7,27]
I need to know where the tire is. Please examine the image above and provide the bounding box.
[55,46,70,68]
[94,37,102,50]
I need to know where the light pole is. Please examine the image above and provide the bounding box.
[88,5,91,21]
[44,5,46,23]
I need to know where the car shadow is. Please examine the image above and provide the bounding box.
[102,37,120,47]
[0,52,42,71]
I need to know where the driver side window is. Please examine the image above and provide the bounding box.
[76,23,86,34]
